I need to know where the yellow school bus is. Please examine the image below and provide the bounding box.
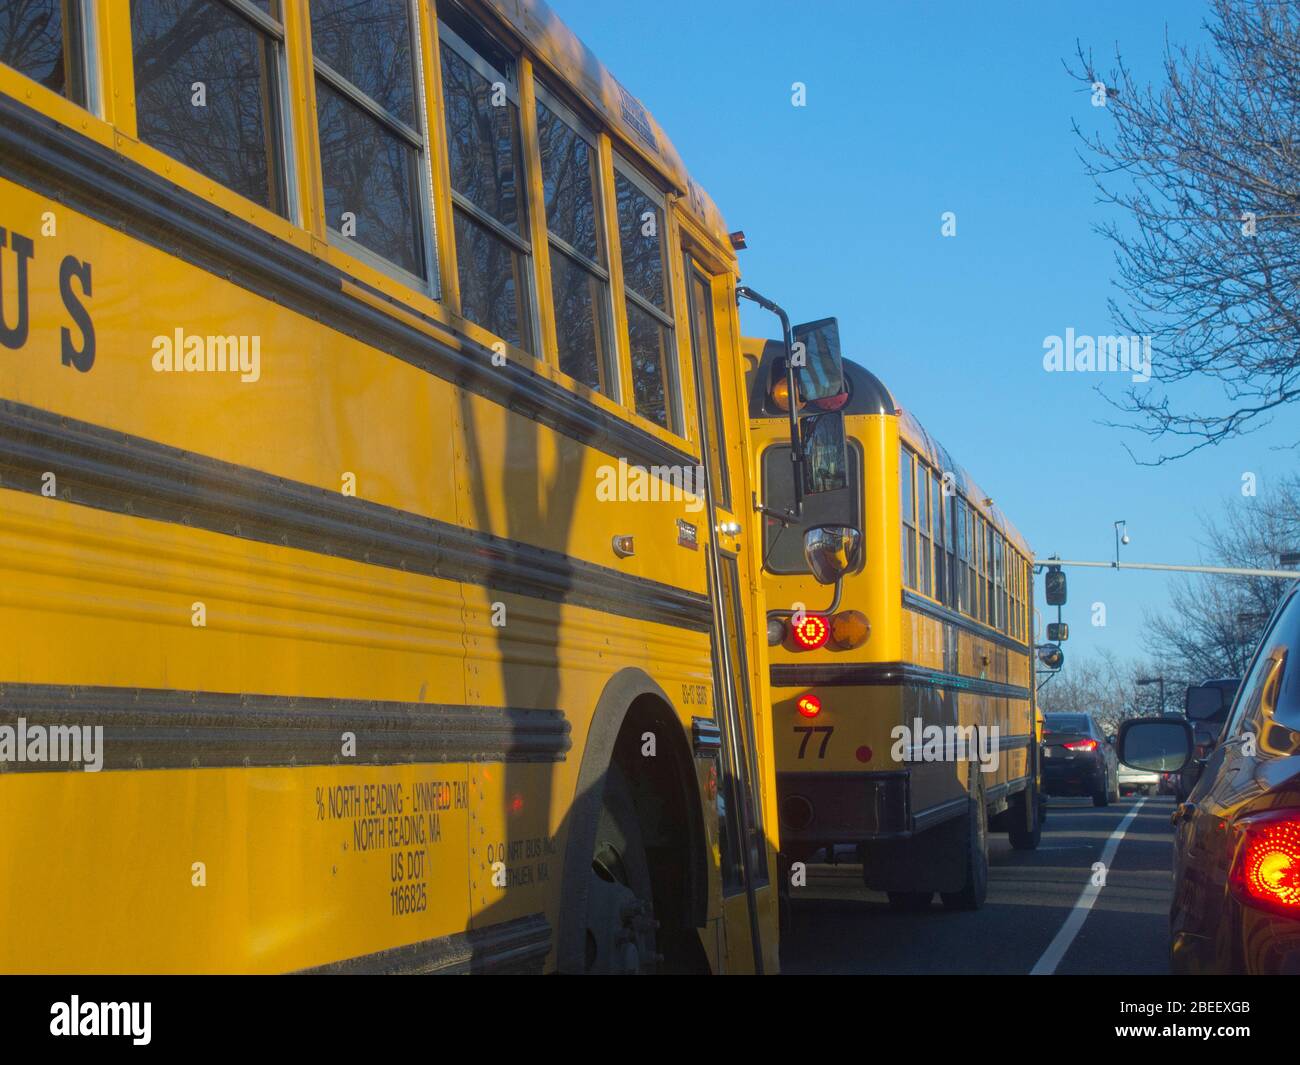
[746,342,1043,910]
[0,0,843,974]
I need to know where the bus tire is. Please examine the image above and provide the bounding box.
[584,764,660,974]
[887,891,934,911]
[939,768,989,911]
[1007,782,1042,851]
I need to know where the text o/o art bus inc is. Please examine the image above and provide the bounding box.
[0,0,852,974]
[745,341,1047,910]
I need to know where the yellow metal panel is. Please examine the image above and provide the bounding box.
[1,176,456,524]
[0,763,473,973]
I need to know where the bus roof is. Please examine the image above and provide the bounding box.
[486,0,732,251]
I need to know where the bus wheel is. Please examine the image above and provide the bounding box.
[939,771,988,911]
[887,891,934,911]
[584,765,660,974]
[1007,783,1042,851]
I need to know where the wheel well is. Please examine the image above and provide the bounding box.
[610,693,710,971]
[556,668,710,973]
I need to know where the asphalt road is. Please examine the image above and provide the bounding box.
[780,794,1176,974]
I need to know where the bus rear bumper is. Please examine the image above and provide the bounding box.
[776,770,912,857]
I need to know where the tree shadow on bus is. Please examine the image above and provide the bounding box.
[454,377,582,968]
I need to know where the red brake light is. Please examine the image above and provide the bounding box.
[792,614,830,650]
[796,694,822,719]
[1064,739,1098,752]
[1230,811,1300,916]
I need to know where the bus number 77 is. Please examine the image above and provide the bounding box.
[793,726,833,759]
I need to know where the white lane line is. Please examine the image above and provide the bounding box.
[1029,798,1147,976]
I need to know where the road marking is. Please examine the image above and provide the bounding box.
[1029,798,1147,976]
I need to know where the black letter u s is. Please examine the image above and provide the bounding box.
[0,226,34,349]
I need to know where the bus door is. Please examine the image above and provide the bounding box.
[682,252,770,973]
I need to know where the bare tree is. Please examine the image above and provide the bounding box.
[1070,0,1300,462]
[1146,472,1300,678]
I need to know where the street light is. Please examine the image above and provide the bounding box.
[1113,520,1129,567]
[1136,675,1166,715]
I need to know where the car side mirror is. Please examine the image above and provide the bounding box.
[1117,717,1193,772]
[1184,684,1226,721]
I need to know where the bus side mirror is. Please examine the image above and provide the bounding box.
[803,524,862,584]
[791,317,844,401]
[1037,644,1064,670]
[799,410,849,495]
[1047,622,1069,642]
[1045,566,1067,606]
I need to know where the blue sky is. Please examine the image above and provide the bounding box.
[550,0,1299,670]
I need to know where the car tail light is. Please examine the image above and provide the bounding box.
[796,694,822,719]
[830,609,870,649]
[1064,739,1098,752]
[791,614,830,650]
[1229,810,1300,917]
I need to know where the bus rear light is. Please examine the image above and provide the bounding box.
[769,377,791,412]
[791,613,829,650]
[766,616,786,646]
[796,694,822,719]
[1064,739,1098,752]
[1230,811,1300,916]
[855,745,873,763]
[830,609,870,648]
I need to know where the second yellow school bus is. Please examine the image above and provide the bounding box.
[0,0,834,973]
[746,343,1042,909]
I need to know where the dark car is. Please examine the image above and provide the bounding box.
[1118,586,1300,974]
[1041,712,1120,806]
[1174,676,1241,802]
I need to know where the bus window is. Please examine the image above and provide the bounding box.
[131,0,289,216]
[535,91,615,394]
[985,523,995,627]
[1,0,88,104]
[917,464,932,597]
[312,0,429,280]
[932,474,946,604]
[614,164,677,431]
[900,446,916,590]
[951,491,961,608]
[761,444,861,575]
[439,14,535,351]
